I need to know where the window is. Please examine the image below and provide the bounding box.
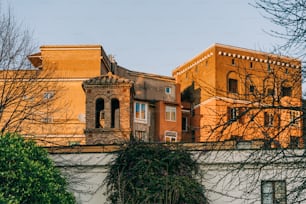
[282,86,292,97]
[250,62,253,68]
[23,95,34,101]
[43,91,54,99]
[165,131,177,142]
[261,180,286,204]
[289,136,299,148]
[267,88,275,96]
[165,87,171,94]
[228,107,238,121]
[135,102,147,123]
[290,111,300,126]
[267,63,271,72]
[228,107,245,123]
[231,58,235,65]
[182,117,188,131]
[264,112,274,127]
[249,85,255,93]
[166,106,176,121]
[41,117,53,123]
[228,78,238,93]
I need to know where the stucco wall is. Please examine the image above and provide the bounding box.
[50,148,306,204]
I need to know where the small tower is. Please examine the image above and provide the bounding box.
[82,72,134,144]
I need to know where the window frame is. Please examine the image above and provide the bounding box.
[289,136,299,148]
[261,180,287,204]
[182,117,188,132]
[41,117,53,123]
[267,63,271,72]
[249,85,255,93]
[43,91,54,99]
[264,112,274,127]
[281,86,292,97]
[228,107,238,121]
[165,131,177,142]
[165,105,176,121]
[267,88,275,96]
[165,87,172,94]
[290,110,300,126]
[228,78,238,93]
[134,102,148,123]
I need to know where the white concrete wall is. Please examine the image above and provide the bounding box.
[50,149,306,204]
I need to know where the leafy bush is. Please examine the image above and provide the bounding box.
[0,133,75,204]
[105,142,208,204]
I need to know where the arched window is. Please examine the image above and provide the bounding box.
[111,98,120,128]
[95,98,104,128]
[263,77,275,96]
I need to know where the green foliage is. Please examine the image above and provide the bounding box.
[0,192,18,204]
[105,142,208,204]
[0,133,75,204]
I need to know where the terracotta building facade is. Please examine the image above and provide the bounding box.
[26,45,182,145]
[20,43,303,147]
[173,43,302,148]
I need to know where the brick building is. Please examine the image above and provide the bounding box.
[173,43,302,147]
[12,43,302,147]
[26,45,181,145]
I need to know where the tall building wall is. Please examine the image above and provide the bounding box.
[173,43,302,147]
[40,45,102,78]
[16,43,302,147]
[25,45,110,146]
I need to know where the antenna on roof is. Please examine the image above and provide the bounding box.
[108,54,117,74]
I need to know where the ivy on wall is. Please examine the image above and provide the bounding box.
[105,142,208,204]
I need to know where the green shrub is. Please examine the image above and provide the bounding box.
[0,133,75,204]
[105,142,208,204]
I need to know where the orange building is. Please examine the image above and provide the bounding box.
[173,44,302,147]
[25,45,182,146]
[25,45,106,145]
[4,43,301,147]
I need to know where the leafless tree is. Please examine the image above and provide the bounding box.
[0,7,61,135]
[180,2,306,202]
[210,1,306,202]
[179,48,306,203]
[254,0,306,59]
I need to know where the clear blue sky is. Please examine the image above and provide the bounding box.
[2,0,285,76]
